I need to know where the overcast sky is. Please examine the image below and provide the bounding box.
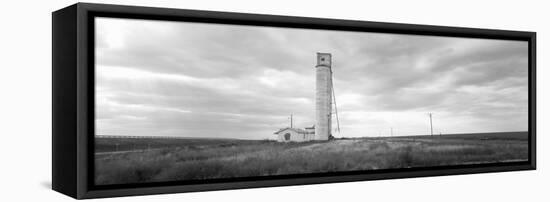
[95,17,529,139]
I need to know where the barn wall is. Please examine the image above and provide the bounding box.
[290,131,306,142]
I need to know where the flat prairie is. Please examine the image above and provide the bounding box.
[94,131,528,185]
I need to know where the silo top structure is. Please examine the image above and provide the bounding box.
[315,53,332,140]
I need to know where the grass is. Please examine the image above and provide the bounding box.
[95,132,528,185]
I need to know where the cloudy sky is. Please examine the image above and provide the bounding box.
[95,17,529,139]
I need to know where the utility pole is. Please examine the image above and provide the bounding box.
[290,113,293,128]
[429,113,434,137]
[391,127,393,137]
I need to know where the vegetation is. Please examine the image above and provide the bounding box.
[95,132,528,185]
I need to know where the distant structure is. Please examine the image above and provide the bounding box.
[273,53,339,142]
[428,113,434,137]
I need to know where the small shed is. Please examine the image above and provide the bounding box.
[274,127,315,142]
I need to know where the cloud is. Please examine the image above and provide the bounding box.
[95,17,529,139]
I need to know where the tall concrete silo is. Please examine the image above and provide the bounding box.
[315,53,332,141]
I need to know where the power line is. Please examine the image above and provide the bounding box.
[331,72,341,133]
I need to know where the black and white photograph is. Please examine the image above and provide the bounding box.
[94,17,529,186]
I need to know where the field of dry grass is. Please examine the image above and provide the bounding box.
[94,132,528,185]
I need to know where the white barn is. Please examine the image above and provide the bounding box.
[274,126,315,142]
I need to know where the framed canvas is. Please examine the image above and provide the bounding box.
[52,3,536,199]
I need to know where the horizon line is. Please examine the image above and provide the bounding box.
[95,130,529,140]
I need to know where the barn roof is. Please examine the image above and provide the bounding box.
[273,127,308,135]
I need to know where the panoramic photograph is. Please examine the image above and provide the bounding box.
[94,17,529,185]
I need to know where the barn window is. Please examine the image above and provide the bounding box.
[284,133,291,141]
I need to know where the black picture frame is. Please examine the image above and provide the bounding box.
[52,3,536,199]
